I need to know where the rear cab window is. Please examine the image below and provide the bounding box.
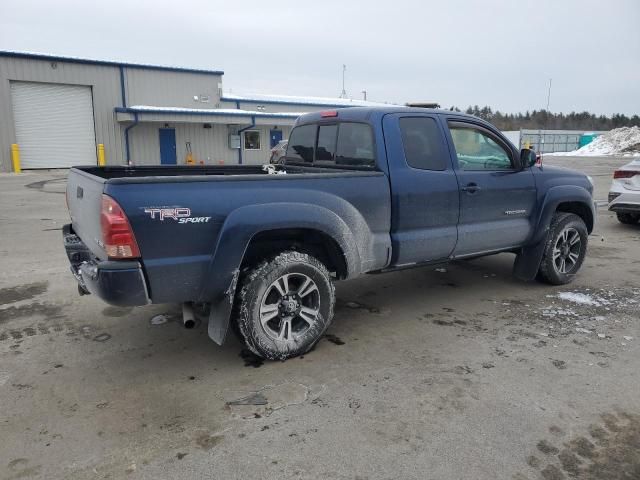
[285,122,376,169]
[287,124,316,163]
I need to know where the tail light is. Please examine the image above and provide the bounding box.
[320,110,338,118]
[613,170,639,179]
[100,195,140,259]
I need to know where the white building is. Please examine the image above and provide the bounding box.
[0,51,390,171]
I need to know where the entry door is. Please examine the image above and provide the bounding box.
[270,129,283,148]
[159,128,177,165]
[445,120,537,256]
[383,113,460,266]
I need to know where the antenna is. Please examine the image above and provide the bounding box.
[340,64,347,98]
[361,90,367,101]
[539,78,552,154]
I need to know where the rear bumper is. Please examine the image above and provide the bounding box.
[609,203,640,213]
[63,224,150,307]
[608,185,640,214]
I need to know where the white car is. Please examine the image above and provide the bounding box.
[608,159,640,224]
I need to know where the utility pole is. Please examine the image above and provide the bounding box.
[361,90,367,101]
[340,64,347,98]
[545,78,552,111]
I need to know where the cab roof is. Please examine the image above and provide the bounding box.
[295,106,481,125]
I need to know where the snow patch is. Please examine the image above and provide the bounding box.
[548,126,640,156]
[558,292,602,306]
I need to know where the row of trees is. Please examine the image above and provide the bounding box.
[447,105,640,131]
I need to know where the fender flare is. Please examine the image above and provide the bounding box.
[514,185,595,281]
[200,202,362,344]
[531,185,595,244]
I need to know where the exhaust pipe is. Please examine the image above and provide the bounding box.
[181,302,196,329]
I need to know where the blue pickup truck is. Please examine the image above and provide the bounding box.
[64,107,596,360]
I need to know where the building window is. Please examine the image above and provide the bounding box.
[244,131,261,150]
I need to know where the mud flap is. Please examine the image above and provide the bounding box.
[513,238,547,281]
[207,299,233,345]
[207,269,240,345]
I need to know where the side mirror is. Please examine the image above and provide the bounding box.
[520,148,538,168]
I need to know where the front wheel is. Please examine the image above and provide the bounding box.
[537,212,588,285]
[235,251,335,360]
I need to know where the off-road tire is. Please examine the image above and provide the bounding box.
[235,251,335,360]
[616,212,640,225]
[537,212,588,285]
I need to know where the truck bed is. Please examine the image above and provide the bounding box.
[73,164,374,182]
[66,163,392,305]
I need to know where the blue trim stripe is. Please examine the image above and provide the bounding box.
[114,107,299,120]
[0,50,224,76]
[119,66,127,107]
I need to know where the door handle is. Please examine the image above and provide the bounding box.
[461,183,481,194]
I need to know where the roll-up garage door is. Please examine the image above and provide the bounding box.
[10,82,97,168]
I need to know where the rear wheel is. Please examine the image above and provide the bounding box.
[538,212,588,285]
[236,251,335,360]
[616,212,640,225]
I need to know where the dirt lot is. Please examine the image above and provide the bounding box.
[1,156,638,480]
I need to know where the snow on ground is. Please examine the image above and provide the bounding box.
[557,292,604,306]
[548,126,640,156]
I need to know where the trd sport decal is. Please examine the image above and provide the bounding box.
[143,207,211,224]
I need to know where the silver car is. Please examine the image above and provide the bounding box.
[608,159,640,224]
[269,140,288,164]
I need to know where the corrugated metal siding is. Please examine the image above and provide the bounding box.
[219,99,350,114]
[128,124,293,166]
[0,56,124,171]
[125,68,222,109]
[0,56,306,171]
[241,126,291,165]
[10,82,96,168]
[129,123,239,166]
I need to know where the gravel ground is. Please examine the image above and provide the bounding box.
[0,156,638,480]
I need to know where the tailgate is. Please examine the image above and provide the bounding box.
[66,168,107,260]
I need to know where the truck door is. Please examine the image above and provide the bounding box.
[383,113,459,266]
[445,119,537,256]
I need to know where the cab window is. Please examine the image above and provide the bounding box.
[315,124,338,164]
[286,122,375,168]
[448,124,513,170]
[286,124,316,163]
[335,123,375,168]
[399,117,448,171]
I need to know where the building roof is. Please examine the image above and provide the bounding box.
[221,92,395,108]
[0,50,224,75]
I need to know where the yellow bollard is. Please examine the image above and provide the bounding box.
[11,144,21,173]
[97,144,106,167]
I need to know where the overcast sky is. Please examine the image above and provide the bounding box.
[1,0,639,115]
